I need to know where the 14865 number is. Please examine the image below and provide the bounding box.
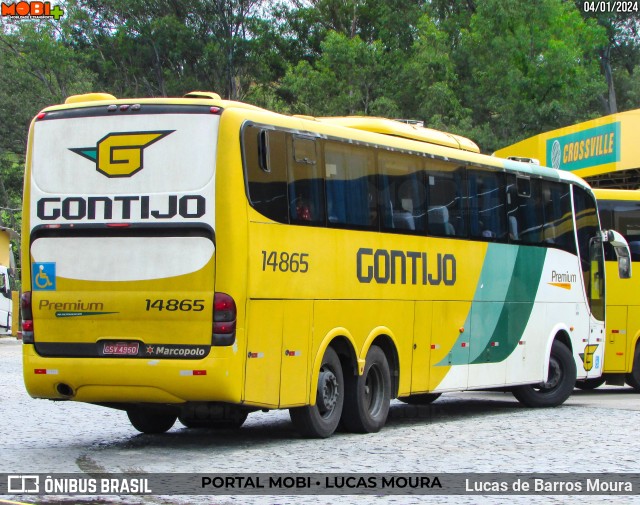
[261,251,309,273]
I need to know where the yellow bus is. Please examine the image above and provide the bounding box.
[585,188,640,390]
[21,92,630,437]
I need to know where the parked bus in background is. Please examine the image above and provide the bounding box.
[21,92,630,437]
[0,226,18,335]
[494,111,640,391]
[584,189,640,390]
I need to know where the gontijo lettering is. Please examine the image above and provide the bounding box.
[36,194,205,221]
[357,248,456,285]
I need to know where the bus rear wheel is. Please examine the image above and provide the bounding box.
[289,347,344,438]
[127,406,178,434]
[512,340,576,408]
[341,345,391,433]
[398,393,442,405]
[625,346,640,391]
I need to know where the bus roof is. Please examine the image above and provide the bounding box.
[593,188,640,201]
[49,91,592,191]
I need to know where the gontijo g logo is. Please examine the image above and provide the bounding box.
[70,131,174,178]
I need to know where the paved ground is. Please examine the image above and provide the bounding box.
[1,337,640,505]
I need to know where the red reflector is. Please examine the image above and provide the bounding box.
[34,369,46,374]
[120,104,130,111]
[214,321,236,334]
[193,370,207,376]
[617,352,624,356]
[22,320,34,331]
[612,330,620,334]
[210,107,221,114]
[106,223,130,228]
[36,112,46,119]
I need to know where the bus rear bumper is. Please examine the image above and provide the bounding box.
[22,344,242,404]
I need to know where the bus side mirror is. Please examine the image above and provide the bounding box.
[615,247,631,279]
[604,229,632,279]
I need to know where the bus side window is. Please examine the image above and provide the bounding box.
[325,141,375,230]
[574,186,605,321]
[426,163,466,238]
[288,135,325,225]
[379,151,426,233]
[508,176,544,245]
[542,181,576,255]
[468,169,506,241]
[243,125,289,223]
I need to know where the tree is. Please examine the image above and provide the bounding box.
[577,2,640,114]
[457,0,608,151]
[282,31,397,116]
[0,18,96,229]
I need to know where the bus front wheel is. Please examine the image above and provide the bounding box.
[127,406,178,434]
[512,340,576,408]
[289,347,344,438]
[341,345,391,433]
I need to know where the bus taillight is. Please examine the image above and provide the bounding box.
[213,292,236,346]
[21,291,34,343]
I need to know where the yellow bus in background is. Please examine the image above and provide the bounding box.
[21,92,630,437]
[587,189,640,390]
[0,226,18,335]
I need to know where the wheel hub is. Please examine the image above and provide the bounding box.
[317,369,338,414]
[542,358,561,389]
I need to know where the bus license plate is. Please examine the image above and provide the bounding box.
[103,342,139,356]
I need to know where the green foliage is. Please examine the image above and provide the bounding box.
[282,31,395,116]
[0,0,639,239]
[456,0,608,151]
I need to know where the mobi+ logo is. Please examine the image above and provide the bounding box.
[1,1,64,20]
[70,130,174,178]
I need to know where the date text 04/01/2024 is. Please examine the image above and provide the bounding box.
[582,1,638,12]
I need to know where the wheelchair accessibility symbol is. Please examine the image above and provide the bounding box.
[32,263,56,291]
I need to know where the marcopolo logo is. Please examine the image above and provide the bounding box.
[145,345,209,359]
[70,130,174,178]
[1,1,64,20]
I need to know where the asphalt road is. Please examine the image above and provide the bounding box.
[2,337,640,505]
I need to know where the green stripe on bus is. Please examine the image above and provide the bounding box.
[437,245,547,366]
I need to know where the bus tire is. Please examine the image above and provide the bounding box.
[512,340,576,408]
[398,393,442,405]
[575,377,606,390]
[289,347,344,438]
[341,345,391,433]
[625,346,640,391]
[127,407,177,434]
